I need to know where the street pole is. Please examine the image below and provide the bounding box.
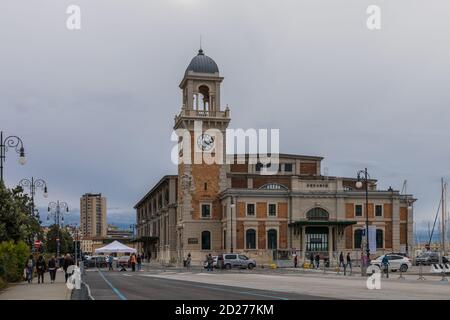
[230,197,235,253]
[48,200,69,258]
[0,131,26,184]
[356,168,371,266]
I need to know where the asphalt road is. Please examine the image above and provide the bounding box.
[81,269,328,300]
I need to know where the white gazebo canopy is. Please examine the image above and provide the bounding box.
[94,240,137,254]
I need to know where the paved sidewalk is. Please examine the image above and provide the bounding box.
[0,270,72,300]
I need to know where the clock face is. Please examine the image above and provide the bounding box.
[197,133,215,151]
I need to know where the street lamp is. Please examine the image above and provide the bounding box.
[19,177,48,219]
[47,200,69,258]
[356,168,371,263]
[0,131,26,184]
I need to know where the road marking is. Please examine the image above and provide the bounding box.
[122,274,132,277]
[98,269,127,300]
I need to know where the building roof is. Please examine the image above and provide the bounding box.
[185,49,219,75]
[134,175,177,208]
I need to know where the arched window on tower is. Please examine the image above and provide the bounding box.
[198,85,210,112]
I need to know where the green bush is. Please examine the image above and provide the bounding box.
[0,241,30,283]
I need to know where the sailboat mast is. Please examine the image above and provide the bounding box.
[441,178,446,262]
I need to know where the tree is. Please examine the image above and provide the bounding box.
[45,224,73,256]
[0,184,41,246]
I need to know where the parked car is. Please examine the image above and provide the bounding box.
[369,254,412,272]
[117,255,131,268]
[415,252,440,266]
[217,253,256,270]
[84,255,108,268]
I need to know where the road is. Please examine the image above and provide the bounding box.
[81,268,327,300]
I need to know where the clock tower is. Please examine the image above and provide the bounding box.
[174,49,230,262]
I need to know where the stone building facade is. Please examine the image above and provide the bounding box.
[135,49,416,265]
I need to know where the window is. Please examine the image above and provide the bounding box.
[306,208,329,221]
[246,229,256,249]
[354,229,363,249]
[267,229,277,249]
[284,163,293,172]
[201,204,211,218]
[204,182,208,191]
[246,203,255,216]
[355,205,363,217]
[201,231,211,250]
[238,255,249,260]
[225,254,236,260]
[268,203,277,216]
[376,229,383,249]
[375,205,383,217]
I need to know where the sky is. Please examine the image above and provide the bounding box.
[1,0,450,235]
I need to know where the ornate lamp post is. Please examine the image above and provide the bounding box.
[230,197,235,253]
[356,168,371,264]
[0,131,26,184]
[47,201,69,258]
[19,177,48,219]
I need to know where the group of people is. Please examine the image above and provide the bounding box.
[24,253,75,284]
[110,253,144,272]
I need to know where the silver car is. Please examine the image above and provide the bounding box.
[219,253,256,270]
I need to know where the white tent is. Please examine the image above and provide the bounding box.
[94,240,136,254]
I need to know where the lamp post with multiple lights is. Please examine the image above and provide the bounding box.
[19,177,48,219]
[0,131,26,184]
[47,201,69,258]
[356,168,371,263]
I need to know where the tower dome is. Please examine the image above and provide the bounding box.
[185,49,219,75]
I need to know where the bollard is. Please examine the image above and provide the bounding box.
[417,262,425,281]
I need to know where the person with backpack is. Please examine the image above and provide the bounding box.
[63,253,74,283]
[36,255,47,284]
[48,256,57,283]
[206,254,214,271]
[25,255,35,284]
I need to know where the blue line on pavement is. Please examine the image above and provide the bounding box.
[98,269,127,300]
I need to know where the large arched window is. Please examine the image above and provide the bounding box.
[306,208,329,221]
[246,229,256,249]
[267,229,277,250]
[201,231,211,250]
[376,229,384,249]
[354,229,363,249]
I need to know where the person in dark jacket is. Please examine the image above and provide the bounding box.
[315,254,320,269]
[346,252,352,276]
[63,254,75,282]
[36,255,47,284]
[309,252,314,268]
[25,254,35,284]
[137,254,142,271]
[48,256,57,283]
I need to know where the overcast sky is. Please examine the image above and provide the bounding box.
[1,0,449,234]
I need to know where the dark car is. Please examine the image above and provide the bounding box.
[83,256,108,268]
[415,252,439,266]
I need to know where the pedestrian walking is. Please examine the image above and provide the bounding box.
[382,254,389,278]
[137,254,142,271]
[25,254,35,284]
[339,252,345,268]
[293,253,298,268]
[186,253,192,270]
[346,252,352,276]
[48,256,57,283]
[130,253,137,272]
[206,254,214,271]
[309,252,314,268]
[63,253,74,283]
[108,255,114,271]
[36,255,46,284]
[315,254,320,269]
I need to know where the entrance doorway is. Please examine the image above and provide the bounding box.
[305,227,328,253]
